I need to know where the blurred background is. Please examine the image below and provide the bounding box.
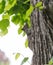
[0,22,33,65]
[0,50,10,65]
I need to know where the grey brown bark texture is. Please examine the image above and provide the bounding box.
[23,0,53,65]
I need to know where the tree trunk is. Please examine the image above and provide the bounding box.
[23,0,53,65]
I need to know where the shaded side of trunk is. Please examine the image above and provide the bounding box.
[23,0,53,65]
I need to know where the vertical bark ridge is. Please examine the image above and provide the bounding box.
[31,6,53,65]
[39,11,47,64]
[23,0,53,65]
[43,10,53,58]
[22,0,53,65]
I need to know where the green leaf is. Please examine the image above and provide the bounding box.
[35,2,42,8]
[18,27,22,34]
[21,57,29,65]
[39,6,44,10]
[7,5,19,15]
[7,0,30,15]
[0,29,8,36]
[27,17,31,27]
[19,15,25,26]
[4,0,16,11]
[2,13,10,19]
[48,57,53,65]
[25,39,28,48]
[8,0,14,4]
[23,0,30,4]
[0,19,9,36]
[0,19,9,30]
[15,53,20,60]
[26,5,34,17]
[12,15,20,25]
[0,0,5,14]
[0,29,8,37]
[0,0,2,3]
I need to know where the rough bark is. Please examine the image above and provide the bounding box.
[23,0,53,65]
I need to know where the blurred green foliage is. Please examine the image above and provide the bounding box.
[0,0,31,36]
[0,0,43,36]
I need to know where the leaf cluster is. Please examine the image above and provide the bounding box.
[0,0,43,36]
[0,0,31,36]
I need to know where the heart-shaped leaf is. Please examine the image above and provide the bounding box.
[15,53,20,60]
[25,39,28,48]
[21,57,29,65]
